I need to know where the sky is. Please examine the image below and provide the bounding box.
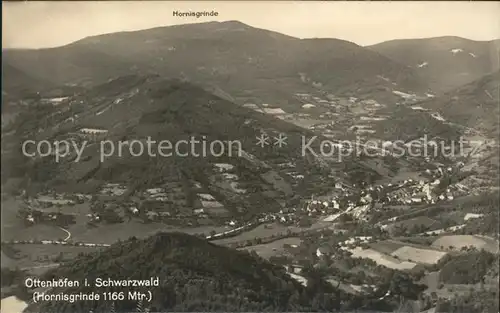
[3,1,500,49]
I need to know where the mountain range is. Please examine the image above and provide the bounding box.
[3,21,429,108]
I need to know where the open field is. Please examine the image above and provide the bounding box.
[419,271,497,303]
[69,221,228,244]
[326,278,373,295]
[395,236,440,245]
[370,238,443,254]
[388,216,442,232]
[1,244,102,270]
[1,199,85,242]
[212,220,334,245]
[1,198,69,242]
[261,170,293,196]
[2,224,67,243]
[347,247,417,270]
[369,240,406,254]
[213,223,292,245]
[421,224,466,236]
[421,271,440,292]
[38,202,91,215]
[2,197,233,245]
[287,118,325,129]
[1,250,16,268]
[383,205,414,210]
[240,237,302,259]
[390,246,448,265]
[378,170,422,185]
[1,199,29,239]
[430,283,499,300]
[432,235,499,253]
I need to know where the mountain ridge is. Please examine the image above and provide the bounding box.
[2,20,429,108]
[422,70,500,136]
[369,36,500,93]
[369,36,500,47]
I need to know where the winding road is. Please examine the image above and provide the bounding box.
[58,227,71,242]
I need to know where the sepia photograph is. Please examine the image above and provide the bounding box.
[1,1,499,313]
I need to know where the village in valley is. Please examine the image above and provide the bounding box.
[5,122,498,306]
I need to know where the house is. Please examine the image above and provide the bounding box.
[263,108,286,115]
[146,211,158,220]
[86,214,100,222]
[464,213,484,221]
[361,194,373,204]
[316,246,333,258]
[79,128,108,135]
[411,197,423,203]
[290,265,303,274]
[422,185,432,199]
[332,200,340,210]
[431,179,441,186]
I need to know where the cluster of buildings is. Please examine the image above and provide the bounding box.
[20,203,76,227]
[296,166,468,225]
[19,192,93,226]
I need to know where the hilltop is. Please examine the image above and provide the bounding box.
[3,21,428,108]
[369,36,500,93]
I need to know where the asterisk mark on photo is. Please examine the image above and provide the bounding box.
[256,133,270,148]
[273,133,288,148]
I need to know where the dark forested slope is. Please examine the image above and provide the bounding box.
[25,232,356,312]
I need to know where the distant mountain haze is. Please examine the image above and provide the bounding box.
[369,37,500,93]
